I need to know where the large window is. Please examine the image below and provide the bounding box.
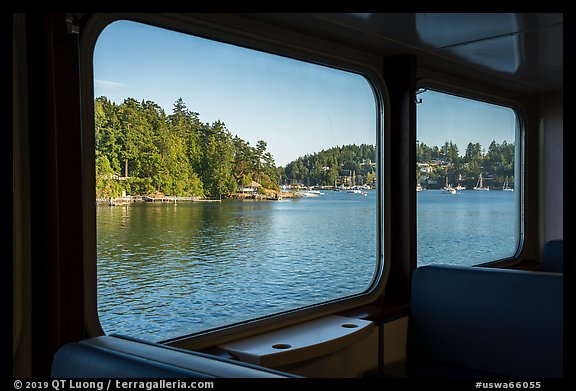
[93,20,382,342]
[416,89,521,266]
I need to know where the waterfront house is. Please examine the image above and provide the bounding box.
[238,181,263,193]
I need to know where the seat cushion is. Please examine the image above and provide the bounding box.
[51,335,295,378]
[408,265,563,378]
[541,240,563,272]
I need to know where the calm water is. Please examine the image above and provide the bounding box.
[97,191,378,341]
[417,190,518,265]
[97,189,517,341]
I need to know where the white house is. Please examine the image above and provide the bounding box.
[238,181,262,193]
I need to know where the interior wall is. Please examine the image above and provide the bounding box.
[275,329,378,378]
[539,92,563,245]
[270,316,409,377]
[383,317,409,365]
[13,13,33,378]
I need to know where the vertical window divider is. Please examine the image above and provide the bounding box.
[382,55,417,301]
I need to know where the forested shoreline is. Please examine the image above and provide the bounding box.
[95,96,515,200]
[95,97,280,200]
[416,140,515,189]
[95,96,380,200]
[282,144,377,187]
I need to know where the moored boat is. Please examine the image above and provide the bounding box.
[473,173,490,191]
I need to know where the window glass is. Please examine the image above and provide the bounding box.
[416,89,520,266]
[94,20,380,341]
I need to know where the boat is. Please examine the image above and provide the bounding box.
[502,176,514,191]
[297,191,319,197]
[297,188,323,197]
[441,177,457,194]
[473,173,490,191]
[455,183,466,191]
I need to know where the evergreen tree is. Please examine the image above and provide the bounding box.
[283,144,376,187]
[416,139,514,188]
[199,121,237,198]
[94,96,384,198]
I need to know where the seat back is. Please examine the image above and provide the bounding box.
[541,239,563,273]
[409,265,563,378]
[51,335,294,378]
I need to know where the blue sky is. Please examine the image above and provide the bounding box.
[417,90,517,154]
[94,20,517,166]
[94,20,377,167]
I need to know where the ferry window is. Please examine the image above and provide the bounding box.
[93,20,381,341]
[416,89,521,266]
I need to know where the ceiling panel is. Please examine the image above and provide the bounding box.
[248,13,563,93]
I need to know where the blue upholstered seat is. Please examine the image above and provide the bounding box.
[541,239,563,273]
[406,265,563,378]
[51,335,294,378]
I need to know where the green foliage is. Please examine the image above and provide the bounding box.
[283,144,376,187]
[94,97,279,198]
[95,153,123,199]
[417,139,515,188]
[199,120,238,197]
[95,95,515,197]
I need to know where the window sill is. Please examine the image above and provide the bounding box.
[338,295,411,326]
[217,315,373,368]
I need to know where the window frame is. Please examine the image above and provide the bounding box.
[80,13,389,350]
[13,15,30,361]
[415,78,526,268]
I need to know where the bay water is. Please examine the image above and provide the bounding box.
[97,189,516,341]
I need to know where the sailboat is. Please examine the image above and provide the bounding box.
[442,176,456,194]
[502,176,514,191]
[473,173,490,191]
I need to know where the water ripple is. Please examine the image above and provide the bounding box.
[97,193,379,341]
